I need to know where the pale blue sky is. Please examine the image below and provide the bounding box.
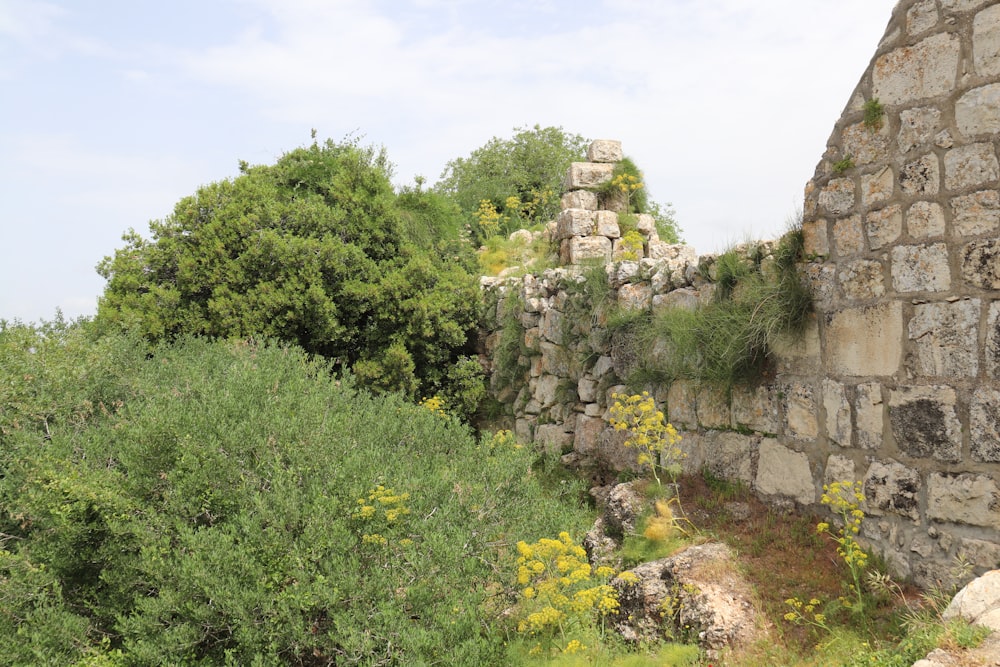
[1,0,897,323]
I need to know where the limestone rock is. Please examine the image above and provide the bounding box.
[889,385,962,462]
[944,143,999,191]
[908,299,980,377]
[863,459,920,520]
[565,162,614,189]
[567,236,612,264]
[862,165,895,206]
[866,204,902,250]
[872,32,960,105]
[561,189,599,211]
[587,139,623,163]
[755,439,814,505]
[944,570,1000,631]
[952,190,1000,236]
[612,543,765,657]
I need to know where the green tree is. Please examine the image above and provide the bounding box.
[95,138,481,405]
[436,125,588,243]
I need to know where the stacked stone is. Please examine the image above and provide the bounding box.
[796,0,1000,587]
[555,140,664,265]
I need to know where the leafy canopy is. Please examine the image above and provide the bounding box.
[96,137,481,404]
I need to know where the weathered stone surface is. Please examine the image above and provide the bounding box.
[928,473,1000,529]
[774,314,822,375]
[908,299,980,377]
[573,413,606,455]
[942,0,991,10]
[783,381,818,440]
[971,387,1000,462]
[832,214,864,256]
[974,4,1000,77]
[958,537,1000,570]
[906,201,945,238]
[587,139,623,163]
[863,459,920,520]
[617,282,652,311]
[539,340,571,377]
[823,379,852,447]
[534,423,573,454]
[556,208,597,239]
[872,32,960,105]
[961,239,1000,288]
[907,0,939,36]
[731,384,778,434]
[653,288,700,312]
[595,210,621,238]
[842,121,891,166]
[607,260,641,288]
[565,162,614,189]
[944,143,999,191]
[854,382,885,450]
[701,431,755,484]
[818,178,855,215]
[825,454,857,486]
[577,376,598,403]
[539,307,564,343]
[668,381,697,430]
[943,570,1000,636]
[802,218,829,256]
[898,107,942,153]
[839,259,885,300]
[561,190,598,211]
[613,543,765,656]
[866,205,902,250]
[891,243,951,293]
[988,302,1000,379]
[862,166,895,206]
[802,262,837,311]
[697,385,731,429]
[756,439,814,504]
[825,302,903,376]
[899,154,940,196]
[952,190,1000,236]
[956,83,1000,138]
[568,235,612,264]
[889,385,962,462]
[533,373,561,408]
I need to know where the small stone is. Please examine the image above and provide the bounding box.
[839,259,885,300]
[952,190,1000,236]
[898,107,942,153]
[862,166,895,206]
[867,205,903,250]
[945,143,1000,191]
[819,178,855,215]
[906,201,945,238]
[586,139,623,163]
[891,243,951,293]
[899,154,940,196]
[832,215,864,255]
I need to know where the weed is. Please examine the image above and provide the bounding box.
[608,392,684,487]
[833,154,855,174]
[863,97,885,132]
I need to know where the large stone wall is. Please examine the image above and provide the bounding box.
[481,0,1000,588]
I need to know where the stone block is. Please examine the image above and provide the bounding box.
[908,299,980,377]
[945,143,999,191]
[906,0,939,36]
[952,190,1000,236]
[841,121,891,166]
[535,423,574,455]
[667,380,697,430]
[825,454,857,487]
[731,384,779,434]
[556,208,597,239]
[974,4,1000,77]
[573,414,606,455]
[971,387,1000,462]
[568,236,612,264]
[838,259,885,300]
[906,201,945,238]
[802,263,837,311]
[539,340,571,377]
[832,215,864,256]
[890,243,951,293]
[818,178,855,215]
[898,107,942,154]
[565,162,614,190]
[889,385,962,462]
[577,376,598,404]
[855,382,885,450]
[586,139,622,163]
[942,0,991,10]
[823,379,852,447]
[927,473,1000,529]
[617,282,652,311]
[783,381,818,440]
[825,302,903,376]
[862,166,895,206]
[756,439,814,505]
[866,205,902,250]
[561,190,599,211]
[515,417,534,443]
[802,218,829,256]
[961,239,1000,288]
[652,288,700,313]
[533,374,561,408]
[696,385,730,429]
[595,210,621,238]
[539,308,564,344]
[863,459,921,520]
[957,84,1000,138]
[773,313,822,375]
[701,431,755,485]
[957,538,1000,570]
[872,32,961,105]
[987,302,1000,379]
[899,154,940,196]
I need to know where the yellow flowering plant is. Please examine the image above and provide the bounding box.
[351,484,412,549]
[512,531,620,656]
[475,199,505,239]
[418,394,447,418]
[608,392,684,487]
[819,480,870,618]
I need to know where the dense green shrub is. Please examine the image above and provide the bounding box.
[0,324,593,665]
[95,138,482,411]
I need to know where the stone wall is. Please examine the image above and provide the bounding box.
[480,0,1000,588]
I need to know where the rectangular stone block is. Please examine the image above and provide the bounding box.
[867,205,902,250]
[928,472,1000,529]
[855,382,885,450]
[561,190,599,211]
[945,143,999,191]
[564,162,614,189]
[833,215,864,256]
[731,384,778,434]
[756,439,815,505]
[825,301,903,376]
[586,139,623,163]
[908,299,980,377]
[823,379,852,447]
[783,381,818,440]
[595,210,621,238]
[906,201,945,238]
[952,190,1000,236]
[889,385,962,462]
[818,178,856,215]
[872,32,960,105]
[568,236,611,264]
[974,4,1000,77]
[667,380,697,430]
[957,83,1000,137]
[556,209,596,239]
[890,243,951,293]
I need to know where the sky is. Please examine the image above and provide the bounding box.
[0,0,899,323]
